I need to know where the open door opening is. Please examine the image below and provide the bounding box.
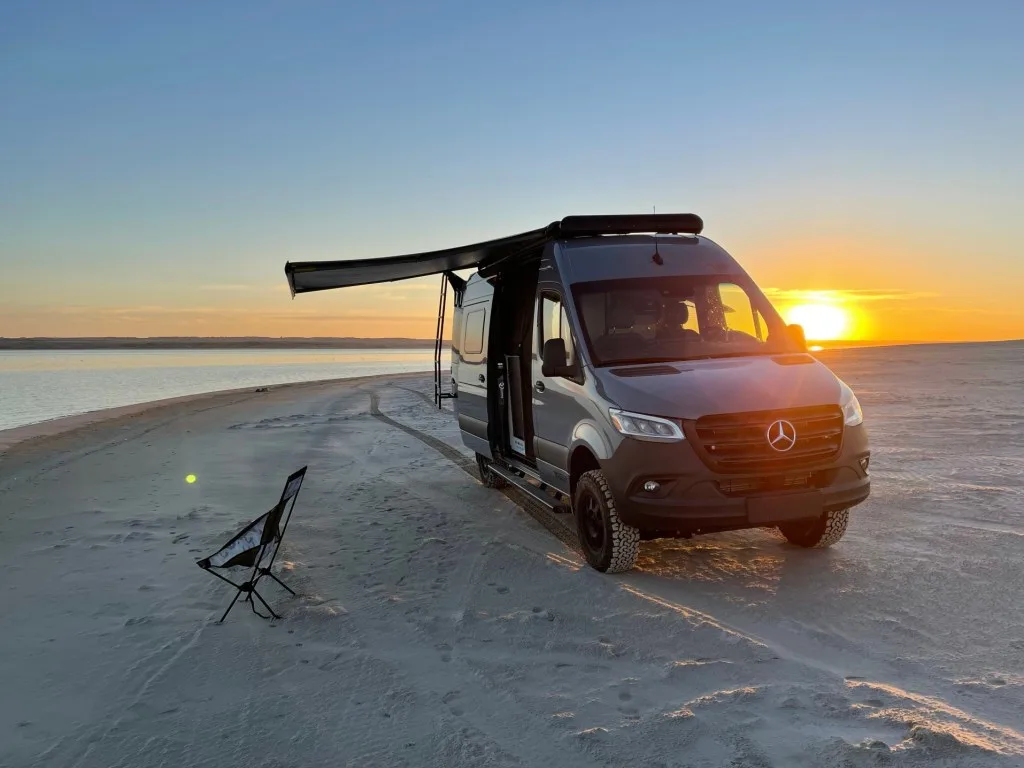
[491,264,539,463]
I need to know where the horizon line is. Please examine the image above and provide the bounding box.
[2,336,1022,349]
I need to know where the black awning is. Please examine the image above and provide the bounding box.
[284,214,703,295]
[285,225,553,295]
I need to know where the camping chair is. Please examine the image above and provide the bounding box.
[197,466,307,622]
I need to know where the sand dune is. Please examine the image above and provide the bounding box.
[1,359,1022,766]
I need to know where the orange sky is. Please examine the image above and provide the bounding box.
[742,235,1024,343]
[3,232,1020,343]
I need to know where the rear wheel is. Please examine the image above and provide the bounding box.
[574,469,640,573]
[778,508,849,548]
[476,453,508,489]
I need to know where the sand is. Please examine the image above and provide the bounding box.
[1,356,1022,767]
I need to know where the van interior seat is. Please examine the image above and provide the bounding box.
[593,303,644,361]
[656,301,700,341]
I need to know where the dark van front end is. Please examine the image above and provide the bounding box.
[594,361,871,540]
[554,232,870,570]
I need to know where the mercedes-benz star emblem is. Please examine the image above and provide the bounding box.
[766,419,797,452]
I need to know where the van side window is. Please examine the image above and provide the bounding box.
[540,294,576,366]
[718,283,764,341]
[463,308,486,356]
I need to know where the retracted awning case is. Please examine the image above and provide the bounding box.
[284,214,703,295]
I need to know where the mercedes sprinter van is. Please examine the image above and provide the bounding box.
[286,214,870,572]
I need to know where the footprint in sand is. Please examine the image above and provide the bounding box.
[442,690,463,716]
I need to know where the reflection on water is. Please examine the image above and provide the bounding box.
[0,348,434,431]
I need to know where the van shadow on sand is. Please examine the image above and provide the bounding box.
[376,385,847,602]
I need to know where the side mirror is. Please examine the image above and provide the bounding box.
[542,338,572,377]
[787,323,807,351]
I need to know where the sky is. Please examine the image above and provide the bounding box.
[1,1,1022,342]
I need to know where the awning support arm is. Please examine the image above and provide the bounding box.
[433,272,463,409]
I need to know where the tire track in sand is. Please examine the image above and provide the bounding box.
[367,391,580,553]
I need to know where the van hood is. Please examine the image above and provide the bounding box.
[594,355,841,419]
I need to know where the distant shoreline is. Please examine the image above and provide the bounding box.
[0,337,1018,351]
[0,337,448,351]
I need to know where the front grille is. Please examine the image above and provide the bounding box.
[688,405,844,473]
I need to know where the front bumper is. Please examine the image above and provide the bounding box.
[601,424,871,535]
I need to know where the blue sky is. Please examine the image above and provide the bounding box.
[1,1,1022,339]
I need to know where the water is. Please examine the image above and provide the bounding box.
[0,348,435,431]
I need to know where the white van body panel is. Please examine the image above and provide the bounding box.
[453,275,494,457]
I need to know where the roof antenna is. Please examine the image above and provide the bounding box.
[652,204,664,265]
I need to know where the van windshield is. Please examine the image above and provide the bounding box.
[571,276,797,366]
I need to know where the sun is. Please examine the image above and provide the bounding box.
[784,303,849,340]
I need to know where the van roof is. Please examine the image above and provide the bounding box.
[284,214,704,295]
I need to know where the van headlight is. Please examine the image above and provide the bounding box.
[839,381,864,427]
[608,408,685,442]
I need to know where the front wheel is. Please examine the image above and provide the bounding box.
[778,508,850,548]
[574,469,640,573]
[476,453,508,489]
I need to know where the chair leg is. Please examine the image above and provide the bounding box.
[218,590,243,623]
[263,570,296,596]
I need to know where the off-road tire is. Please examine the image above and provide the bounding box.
[574,469,640,573]
[778,508,850,548]
[476,453,508,489]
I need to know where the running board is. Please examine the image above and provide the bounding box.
[489,465,572,514]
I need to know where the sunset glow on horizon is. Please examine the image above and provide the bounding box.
[783,303,851,341]
[2,267,1023,343]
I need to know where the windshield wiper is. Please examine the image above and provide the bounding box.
[602,351,777,366]
[682,350,775,360]
[600,357,681,367]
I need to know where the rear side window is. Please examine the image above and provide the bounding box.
[463,308,486,356]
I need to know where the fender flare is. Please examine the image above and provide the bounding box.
[571,420,613,461]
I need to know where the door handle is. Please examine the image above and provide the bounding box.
[478,374,485,383]
[535,381,545,392]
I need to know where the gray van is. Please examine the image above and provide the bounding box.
[286,214,870,572]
